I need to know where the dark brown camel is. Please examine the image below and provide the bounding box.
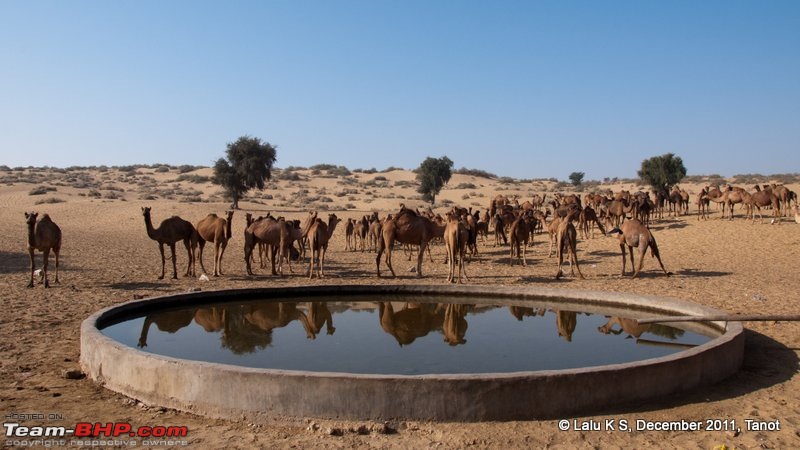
[25,212,62,288]
[142,207,197,279]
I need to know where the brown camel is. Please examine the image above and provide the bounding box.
[141,206,197,280]
[344,218,355,251]
[244,215,290,276]
[441,303,470,345]
[509,211,533,266]
[138,309,195,348]
[244,302,315,340]
[696,187,710,220]
[598,316,650,338]
[603,199,633,229]
[368,214,382,252]
[444,212,469,283]
[307,213,341,279]
[607,219,670,278]
[376,206,441,278]
[196,210,233,276]
[307,302,336,337]
[354,215,369,252]
[745,189,780,223]
[554,209,583,280]
[578,205,606,239]
[25,212,62,288]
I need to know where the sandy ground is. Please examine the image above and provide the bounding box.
[1,166,799,449]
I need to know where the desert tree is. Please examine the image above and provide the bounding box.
[213,135,277,209]
[637,153,687,192]
[415,156,454,204]
[569,171,585,187]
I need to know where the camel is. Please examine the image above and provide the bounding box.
[744,189,780,223]
[354,215,369,252]
[243,302,315,340]
[794,204,800,224]
[368,214,382,252]
[603,199,633,229]
[244,215,291,276]
[492,213,508,247]
[696,187,710,220]
[578,205,606,239]
[196,210,233,277]
[713,186,746,219]
[598,316,650,338]
[307,213,341,279]
[141,207,197,280]
[444,212,469,283]
[376,206,441,278]
[607,219,670,278]
[509,211,533,266]
[344,218,355,251]
[24,212,62,288]
[554,209,584,280]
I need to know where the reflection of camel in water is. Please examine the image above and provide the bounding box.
[194,307,226,332]
[243,302,315,339]
[508,306,545,321]
[379,302,443,346]
[555,310,577,342]
[440,304,471,346]
[138,309,196,348]
[307,302,336,336]
[597,317,685,340]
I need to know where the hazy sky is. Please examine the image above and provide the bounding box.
[2,1,798,180]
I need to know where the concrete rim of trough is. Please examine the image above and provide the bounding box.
[80,285,744,422]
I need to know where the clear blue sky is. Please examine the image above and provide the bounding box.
[1,1,798,180]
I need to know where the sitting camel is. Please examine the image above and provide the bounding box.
[607,219,670,278]
[554,209,584,280]
[196,210,233,276]
[25,212,62,288]
[141,207,197,280]
[307,213,341,279]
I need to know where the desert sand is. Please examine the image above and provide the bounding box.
[1,165,799,449]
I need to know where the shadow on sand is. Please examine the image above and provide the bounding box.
[594,329,798,418]
[677,268,733,278]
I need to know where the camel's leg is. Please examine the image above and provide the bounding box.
[319,246,327,278]
[158,243,166,280]
[619,243,627,276]
[460,249,469,283]
[42,248,50,288]
[385,242,397,277]
[28,248,35,288]
[627,245,636,278]
[570,241,584,279]
[416,242,426,278]
[183,240,193,277]
[218,240,227,276]
[169,243,178,279]
[198,240,207,274]
[54,248,60,284]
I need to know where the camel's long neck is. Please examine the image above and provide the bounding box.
[144,214,159,240]
[326,219,338,239]
[27,221,36,247]
[139,316,154,347]
[226,217,232,240]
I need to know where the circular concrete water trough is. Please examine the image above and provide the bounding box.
[80,285,743,422]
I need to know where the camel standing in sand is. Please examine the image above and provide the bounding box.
[344,218,355,251]
[376,206,441,278]
[25,212,62,288]
[509,211,533,266]
[745,189,781,223]
[244,216,289,276]
[578,206,606,239]
[196,210,233,276]
[444,213,469,283]
[307,213,341,279]
[142,207,197,280]
[554,210,584,280]
[607,219,670,278]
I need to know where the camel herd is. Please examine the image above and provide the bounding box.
[21,181,796,287]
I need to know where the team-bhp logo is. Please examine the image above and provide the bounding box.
[5,421,189,438]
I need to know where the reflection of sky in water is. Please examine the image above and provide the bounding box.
[102,301,714,375]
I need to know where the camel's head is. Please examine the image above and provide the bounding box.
[141,206,152,217]
[24,212,38,226]
[328,213,340,226]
